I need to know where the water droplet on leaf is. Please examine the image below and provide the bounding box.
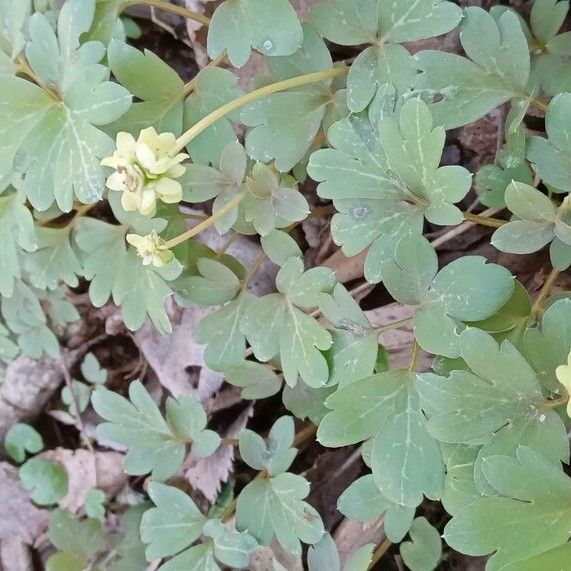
[352,206,370,219]
[260,37,274,53]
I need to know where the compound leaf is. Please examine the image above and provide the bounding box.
[415,7,530,128]
[140,482,206,560]
[444,447,571,571]
[318,370,444,507]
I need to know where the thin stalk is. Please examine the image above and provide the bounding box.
[463,212,507,228]
[181,52,228,97]
[221,437,239,446]
[375,316,413,335]
[531,267,560,316]
[368,538,392,569]
[542,395,569,410]
[173,67,348,153]
[408,341,420,373]
[163,191,247,249]
[130,0,210,26]
[242,253,266,291]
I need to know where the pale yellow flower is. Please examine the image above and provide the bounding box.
[101,128,188,216]
[126,231,174,268]
[555,349,571,417]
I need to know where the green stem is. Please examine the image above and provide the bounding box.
[531,267,560,316]
[173,66,348,153]
[181,52,228,97]
[162,190,247,249]
[128,0,210,26]
[463,212,507,228]
[242,253,266,291]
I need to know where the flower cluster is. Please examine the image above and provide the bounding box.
[102,128,188,215]
[126,231,174,268]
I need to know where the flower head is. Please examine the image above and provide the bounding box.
[126,231,174,268]
[555,349,571,417]
[102,128,188,216]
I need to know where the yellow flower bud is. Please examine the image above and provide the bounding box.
[126,231,174,268]
[555,349,571,418]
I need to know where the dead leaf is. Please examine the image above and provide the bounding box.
[185,404,253,502]
[134,308,224,400]
[0,463,49,544]
[39,449,127,514]
[250,540,303,571]
[322,249,366,283]
[334,517,385,567]
[0,539,33,571]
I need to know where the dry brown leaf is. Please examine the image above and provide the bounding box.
[135,308,224,400]
[322,249,366,283]
[334,517,385,567]
[0,539,33,571]
[185,404,253,501]
[0,463,49,544]
[39,449,127,514]
[250,541,303,571]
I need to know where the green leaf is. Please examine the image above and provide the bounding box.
[239,416,296,476]
[417,328,569,495]
[61,380,92,415]
[46,552,89,571]
[0,0,30,60]
[207,0,303,67]
[318,370,444,507]
[2,280,60,358]
[183,258,241,306]
[243,164,309,236]
[225,361,282,399]
[261,229,302,266]
[241,257,336,387]
[202,518,258,568]
[20,458,68,505]
[475,155,534,209]
[92,381,219,480]
[524,298,571,394]
[282,382,334,424]
[338,475,414,542]
[319,284,378,386]
[86,0,131,45]
[383,234,514,357]
[242,24,334,172]
[24,226,82,290]
[110,503,150,571]
[4,422,44,463]
[0,191,37,297]
[310,0,461,46]
[48,509,103,563]
[75,208,182,334]
[311,0,460,113]
[444,447,571,570]
[527,93,571,191]
[140,482,206,560]
[195,292,255,372]
[236,472,324,557]
[13,0,131,211]
[183,67,243,166]
[502,543,571,571]
[440,444,481,516]
[84,488,105,521]
[107,40,184,135]
[308,534,374,571]
[415,7,530,128]
[80,352,107,384]
[158,544,218,571]
[400,517,442,571]
[308,100,470,282]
